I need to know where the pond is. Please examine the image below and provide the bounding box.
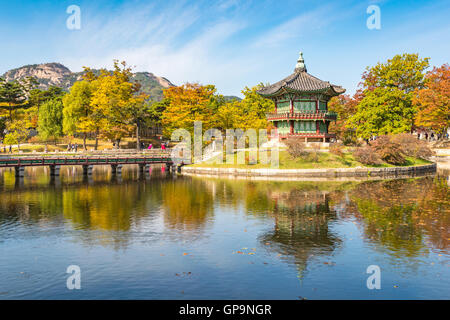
[0,165,448,299]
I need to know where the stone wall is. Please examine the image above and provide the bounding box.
[181,163,437,178]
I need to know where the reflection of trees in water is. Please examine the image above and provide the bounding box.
[260,189,342,279]
[161,178,214,231]
[348,177,449,256]
[0,180,162,249]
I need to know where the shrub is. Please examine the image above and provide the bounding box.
[370,135,406,165]
[308,143,321,162]
[284,137,307,158]
[28,135,44,144]
[353,146,383,165]
[329,142,344,157]
[342,134,360,146]
[391,133,434,159]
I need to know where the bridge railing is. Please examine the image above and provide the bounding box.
[0,153,183,168]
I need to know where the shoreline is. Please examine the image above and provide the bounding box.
[181,163,437,179]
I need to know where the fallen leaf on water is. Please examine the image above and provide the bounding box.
[183,253,189,256]
[248,252,255,255]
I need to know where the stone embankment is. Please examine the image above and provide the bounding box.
[181,163,436,178]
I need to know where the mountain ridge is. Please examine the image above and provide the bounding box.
[1,62,175,101]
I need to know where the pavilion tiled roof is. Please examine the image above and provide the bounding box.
[257,52,345,97]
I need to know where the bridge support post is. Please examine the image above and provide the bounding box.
[82,165,94,176]
[138,163,151,178]
[111,164,123,175]
[50,165,61,176]
[138,163,150,173]
[15,166,25,178]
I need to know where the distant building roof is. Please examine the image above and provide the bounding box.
[257,52,345,97]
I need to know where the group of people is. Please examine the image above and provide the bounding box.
[67,143,79,152]
[141,141,168,150]
[417,132,449,141]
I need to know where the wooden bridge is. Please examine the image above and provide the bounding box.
[0,153,188,177]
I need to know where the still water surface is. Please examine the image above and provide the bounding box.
[0,165,448,299]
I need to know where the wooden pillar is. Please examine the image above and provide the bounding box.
[83,165,94,176]
[50,165,61,176]
[290,121,294,134]
[138,163,151,176]
[111,164,122,175]
[15,166,25,177]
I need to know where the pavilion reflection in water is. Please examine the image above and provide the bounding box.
[261,188,342,279]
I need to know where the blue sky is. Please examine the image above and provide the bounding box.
[0,0,449,97]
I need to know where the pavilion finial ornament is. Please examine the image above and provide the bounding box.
[295,51,307,72]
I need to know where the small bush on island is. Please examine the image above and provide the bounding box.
[329,143,344,157]
[308,143,321,162]
[370,135,406,165]
[391,133,434,159]
[284,137,307,158]
[353,146,383,165]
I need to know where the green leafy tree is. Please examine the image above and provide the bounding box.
[3,132,18,147]
[28,86,65,128]
[348,54,430,138]
[0,79,29,121]
[240,84,275,121]
[0,117,6,140]
[349,87,416,138]
[62,80,94,150]
[6,119,30,151]
[38,99,64,145]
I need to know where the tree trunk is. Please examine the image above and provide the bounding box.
[136,122,141,151]
[83,134,87,151]
[94,128,99,150]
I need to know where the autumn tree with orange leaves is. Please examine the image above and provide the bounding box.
[328,92,361,144]
[413,64,450,134]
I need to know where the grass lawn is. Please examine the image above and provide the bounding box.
[189,150,432,169]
